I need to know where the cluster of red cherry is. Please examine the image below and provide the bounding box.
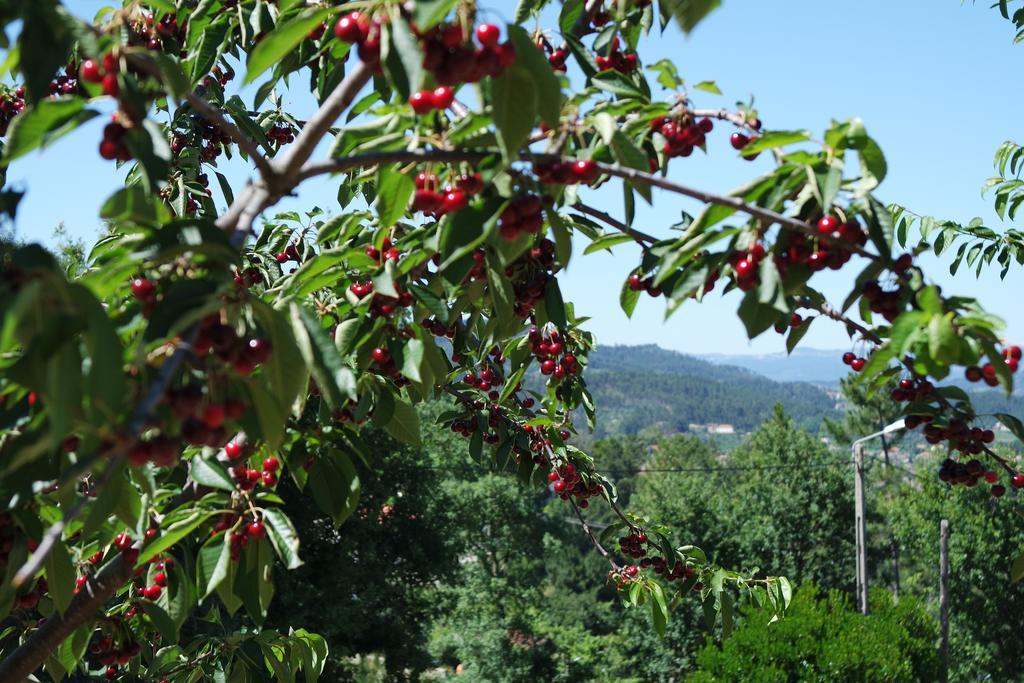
[412,171,481,217]
[508,239,559,317]
[499,194,545,240]
[227,442,280,491]
[0,87,25,136]
[88,634,141,680]
[938,457,1018,498]
[729,243,766,292]
[965,345,1021,386]
[650,115,714,159]
[533,159,600,185]
[409,85,455,114]
[127,12,188,52]
[594,37,639,73]
[418,21,515,85]
[79,54,121,98]
[841,351,867,372]
[528,327,578,380]
[211,512,268,561]
[922,419,995,454]
[266,123,296,146]
[547,462,602,507]
[861,276,911,323]
[889,377,935,403]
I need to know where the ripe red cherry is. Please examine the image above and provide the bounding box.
[334,12,368,43]
[80,59,103,83]
[992,484,1007,498]
[101,73,119,97]
[842,352,855,365]
[475,23,501,48]
[130,277,154,300]
[965,365,983,382]
[262,457,279,472]
[540,359,557,375]
[99,139,120,160]
[201,404,226,429]
[730,132,750,150]
[982,363,997,379]
[247,521,266,538]
[571,159,599,184]
[275,251,289,264]
[371,347,391,364]
[261,471,278,487]
[152,571,167,587]
[817,216,840,234]
[985,470,999,484]
[224,441,243,459]
[1009,345,1023,360]
[143,585,162,600]
[409,91,433,114]
[553,480,567,493]
[441,190,468,213]
[851,357,866,372]
[1012,473,1024,489]
[734,259,754,278]
[431,86,455,110]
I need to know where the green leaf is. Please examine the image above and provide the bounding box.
[927,312,959,364]
[543,278,568,329]
[658,0,721,34]
[382,14,424,100]
[778,576,792,609]
[650,581,668,637]
[1012,553,1024,584]
[620,276,642,320]
[139,510,212,565]
[142,600,178,643]
[262,508,302,570]
[592,70,647,100]
[144,49,191,98]
[308,448,361,527]
[491,51,537,160]
[584,232,636,254]
[99,186,167,226]
[44,538,75,615]
[375,164,415,227]
[197,533,231,599]
[19,2,74,104]
[414,0,461,29]
[251,301,307,418]
[384,397,422,446]
[692,80,721,94]
[290,303,358,408]
[737,130,811,157]
[1,98,97,163]
[506,25,562,127]
[514,0,543,23]
[997,413,1024,442]
[189,454,236,491]
[245,9,331,84]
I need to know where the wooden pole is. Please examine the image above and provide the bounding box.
[939,519,950,683]
[854,443,869,615]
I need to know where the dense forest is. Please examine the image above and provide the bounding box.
[264,381,1024,681]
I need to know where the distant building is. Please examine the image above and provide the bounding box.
[688,423,736,435]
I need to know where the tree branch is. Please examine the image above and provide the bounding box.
[0,555,134,682]
[572,202,657,245]
[299,149,878,259]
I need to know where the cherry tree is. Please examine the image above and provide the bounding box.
[0,0,1020,679]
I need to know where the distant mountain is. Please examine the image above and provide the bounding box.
[580,345,840,437]
[701,348,850,385]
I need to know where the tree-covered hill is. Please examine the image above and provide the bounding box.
[578,345,840,436]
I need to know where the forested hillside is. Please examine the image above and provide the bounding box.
[581,345,839,436]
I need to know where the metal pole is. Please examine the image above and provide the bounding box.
[939,519,950,682]
[854,443,869,615]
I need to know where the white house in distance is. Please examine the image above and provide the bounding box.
[688,423,736,435]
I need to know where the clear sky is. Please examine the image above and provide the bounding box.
[5,1,1023,356]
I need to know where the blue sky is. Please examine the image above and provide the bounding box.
[5,1,1023,356]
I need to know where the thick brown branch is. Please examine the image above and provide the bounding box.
[0,555,134,682]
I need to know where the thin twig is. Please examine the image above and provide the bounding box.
[573,202,656,245]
